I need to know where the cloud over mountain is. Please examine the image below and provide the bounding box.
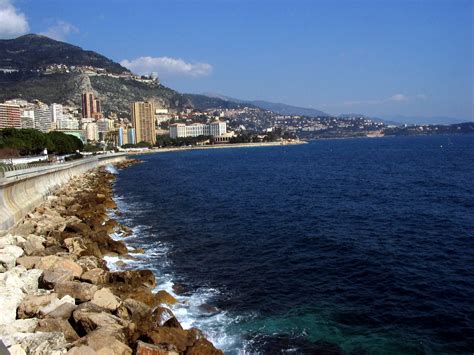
[120,56,213,78]
[40,21,79,41]
[0,0,29,39]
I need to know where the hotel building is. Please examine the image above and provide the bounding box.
[131,102,156,145]
[169,121,227,139]
[0,103,21,129]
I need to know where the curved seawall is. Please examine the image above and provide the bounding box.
[0,154,127,231]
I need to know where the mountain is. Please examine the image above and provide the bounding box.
[0,34,128,74]
[183,94,256,110]
[0,34,191,116]
[202,93,330,117]
[380,115,471,125]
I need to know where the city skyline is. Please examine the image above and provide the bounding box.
[0,0,472,121]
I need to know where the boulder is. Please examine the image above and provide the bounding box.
[91,287,121,311]
[65,222,92,236]
[136,341,178,355]
[17,293,58,319]
[154,307,181,329]
[8,344,27,355]
[109,270,156,288]
[39,269,74,289]
[55,281,98,303]
[0,251,17,272]
[39,295,76,319]
[36,318,80,342]
[67,345,98,354]
[0,318,38,340]
[0,234,25,248]
[187,338,223,355]
[108,284,157,308]
[0,287,25,324]
[6,331,68,353]
[9,221,35,236]
[36,255,61,270]
[73,306,127,333]
[19,268,43,294]
[81,268,109,285]
[53,258,83,278]
[23,235,45,256]
[16,256,41,269]
[76,256,108,272]
[123,298,151,320]
[75,327,132,355]
[146,327,203,353]
[64,237,88,256]
[66,345,98,355]
[154,290,178,305]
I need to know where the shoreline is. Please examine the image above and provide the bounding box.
[0,160,223,354]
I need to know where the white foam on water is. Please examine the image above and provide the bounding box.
[105,164,119,174]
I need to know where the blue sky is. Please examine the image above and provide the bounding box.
[1,0,473,120]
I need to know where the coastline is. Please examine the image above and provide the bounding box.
[0,160,222,354]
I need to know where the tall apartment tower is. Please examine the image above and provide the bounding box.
[82,92,102,118]
[0,104,21,129]
[131,102,156,145]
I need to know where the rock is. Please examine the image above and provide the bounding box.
[81,268,109,285]
[73,306,127,333]
[39,269,74,289]
[16,256,41,269]
[198,304,220,316]
[76,327,132,355]
[23,235,45,256]
[17,293,58,319]
[1,245,25,258]
[9,221,35,236]
[65,222,92,236]
[0,319,38,340]
[91,287,121,311]
[146,327,203,353]
[7,331,68,353]
[40,295,76,319]
[64,237,88,256]
[136,341,178,355]
[66,345,98,355]
[172,284,186,295]
[109,269,156,288]
[8,344,27,355]
[187,338,223,355]
[55,281,98,302]
[76,256,108,272]
[108,284,157,307]
[0,234,24,248]
[0,287,25,324]
[36,255,61,270]
[154,307,181,328]
[19,268,43,294]
[123,298,151,320]
[67,345,98,354]
[36,318,80,342]
[54,258,83,278]
[0,252,17,272]
[154,290,178,305]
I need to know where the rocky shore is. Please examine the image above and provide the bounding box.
[0,160,223,355]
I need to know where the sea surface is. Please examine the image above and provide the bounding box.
[111,135,474,354]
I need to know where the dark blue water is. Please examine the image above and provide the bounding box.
[113,135,474,354]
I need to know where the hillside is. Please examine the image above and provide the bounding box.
[0,34,192,116]
[0,34,128,74]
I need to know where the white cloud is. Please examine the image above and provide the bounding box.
[120,56,213,78]
[40,21,78,41]
[0,0,29,39]
[344,93,424,106]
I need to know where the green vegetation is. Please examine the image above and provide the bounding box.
[122,141,153,149]
[0,128,83,156]
[155,135,211,147]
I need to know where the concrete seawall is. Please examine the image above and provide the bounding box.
[0,154,127,231]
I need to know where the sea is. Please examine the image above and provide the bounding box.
[108,134,474,354]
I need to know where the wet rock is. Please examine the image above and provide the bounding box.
[55,281,98,302]
[109,269,156,288]
[108,284,157,307]
[154,290,178,305]
[23,235,45,256]
[123,298,151,320]
[154,307,181,329]
[146,327,203,353]
[17,293,58,319]
[39,269,74,289]
[187,338,223,355]
[91,287,121,311]
[16,256,41,269]
[171,283,186,295]
[81,268,109,285]
[198,304,220,316]
[36,318,80,342]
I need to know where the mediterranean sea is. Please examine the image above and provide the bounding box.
[112,134,474,354]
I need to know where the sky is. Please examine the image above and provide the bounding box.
[1,0,473,121]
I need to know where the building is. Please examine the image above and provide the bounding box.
[169,121,227,139]
[34,104,52,132]
[85,122,99,142]
[0,103,21,128]
[82,92,102,118]
[56,117,79,130]
[50,103,63,126]
[131,102,156,145]
[20,109,35,129]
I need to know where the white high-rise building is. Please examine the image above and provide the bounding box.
[85,122,99,142]
[50,103,63,126]
[20,109,35,129]
[34,104,52,132]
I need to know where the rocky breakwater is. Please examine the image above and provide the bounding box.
[0,160,223,355]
